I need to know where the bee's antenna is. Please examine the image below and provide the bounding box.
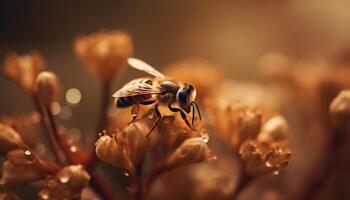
[191,103,195,126]
[193,101,202,121]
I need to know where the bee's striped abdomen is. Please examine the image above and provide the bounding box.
[116,96,137,108]
[116,78,154,108]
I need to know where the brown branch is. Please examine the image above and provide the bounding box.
[86,80,112,167]
[32,95,66,165]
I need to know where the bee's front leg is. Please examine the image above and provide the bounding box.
[128,103,140,125]
[168,105,196,131]
[147,104,161,137]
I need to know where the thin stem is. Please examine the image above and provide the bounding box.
[87,80,112,167]
[32,95,65,165]
[45,106,75,164]
[96,80,111,134]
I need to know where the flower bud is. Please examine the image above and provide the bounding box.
[258,115,288,142]
[1,149,50,184]
[36,72,60,107]
[166,135,214,167]
[38,165,90,200]
[330,90,350,130]
[74,30,133,80]
[4,51,45,93]
[239,140,291,176]
[124,117,158,165]
[237,109,262,143]
[0,124,24,154]
[95,132,127,169]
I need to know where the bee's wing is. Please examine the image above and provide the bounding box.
[128,57,166,78]
[112,82,161,98]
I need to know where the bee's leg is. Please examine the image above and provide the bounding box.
[147,104,161,137]
[168,105,196,131]
[128,103,140,125]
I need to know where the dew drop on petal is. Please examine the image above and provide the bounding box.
[70,146,78,153]
[273,170,280,175]
[59,174,70,183]
[148,112,154,119]
[24,150,32,156]
[201,135,209,143]
[265,160,273,167]
[39,191,50,200]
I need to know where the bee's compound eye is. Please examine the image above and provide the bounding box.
[178,91,188,106]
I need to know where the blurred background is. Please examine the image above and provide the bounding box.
[2,0,350,115]
[1,1,350,199]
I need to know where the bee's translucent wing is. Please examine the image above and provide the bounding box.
[128,57,166,78]
[112,82,161,98]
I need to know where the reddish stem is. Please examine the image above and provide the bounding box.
[32,95,66,165]
[87,80,111,167]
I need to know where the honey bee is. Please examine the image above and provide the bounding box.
[113,57,201,134]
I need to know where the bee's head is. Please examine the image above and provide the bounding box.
[176,84,196,113]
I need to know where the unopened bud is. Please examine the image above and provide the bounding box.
[258,115,288,142]
[36,72,60,107]
[0,124,24,154]
[238,109,262,142]
[4,51,45,93]
[166,135,214,167]
[74,30,133,80]
[95,133,126,169]
[330,90,350,129]
[38,165,90,200]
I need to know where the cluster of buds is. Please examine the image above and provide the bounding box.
[207,100,291,176]
[96,110,215,197]
[38,165,90,200]
[74,30,133,81]
[0,123,90,199]
[96,112,214,169]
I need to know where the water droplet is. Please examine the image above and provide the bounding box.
[123,172,130,177]
[59,174,70,183]
[273,170,280,175]
[201,135,209,143]
[24,150,32,156]
[148,112,154,119]
[265,160,273,167]
[39,191,50,200]
[70,146,78,153]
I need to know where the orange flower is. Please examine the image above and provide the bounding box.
[4,51,45,93]
[74,30,133,80]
